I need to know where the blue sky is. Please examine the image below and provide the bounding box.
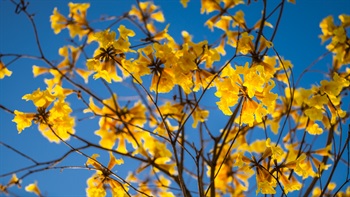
[1,0,350,196]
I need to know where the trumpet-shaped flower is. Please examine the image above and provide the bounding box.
[25,181,41,197]
[237,32,254,55]
[0,61,12,79]
[12,110,35,133]
[191,107,209,128]
[22,88,56,108]
[306,122,323,135]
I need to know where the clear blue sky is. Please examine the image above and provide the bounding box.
[1,0,349,196]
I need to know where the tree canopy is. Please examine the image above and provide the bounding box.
[1,0,350,196]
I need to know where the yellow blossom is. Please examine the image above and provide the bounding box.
[256,168,276,195]
[25,181,41,197]
[304,107,323,121]
[306,122,323,135]
[312,187,321,197]
[22,88,56,108]
[284,153,309,178]
[180,0,189,8]
[280,173,302,194]
[50,7,67,34]
[214,16,232,32]
[75,68,92,83]
[39,114,75,143]
[237,32,254,54]
[93,69,112,83]
[8,174,20,188]
[118,25,135,40]
[0,61,12,79]
[35,98,75,143]
[12,110,35,133]
[319,15,335,43]
[339,14,350,27]
[32,65,50,77]
[313,144,332,156]
[86,152,126,197]
[264,138,284,160]
[258,36,273,53]
[193,69,215,92]
[129,1,164,23]
[232,10,246,28]
[150,68,175,93]
[191,107,209,128]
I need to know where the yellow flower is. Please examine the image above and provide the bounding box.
[312,187,321,197]
[320,73,349,98]
[214,16,232,32]
[12,110,35,133]
[68,2,90,18]
[85,152,126,197]
[86,177,106,197]
[237,32,254,54]
[240,65,265,98]
[306,122,323,135]
[129,1,164,23]
[201,0,220,14]
[180,0,190,8]
[150,68,175,93]
[83,97,103,115]
[8,174,20,188]
[31,97,75,143]
[0,61,12,79]
[151,11,165,22]
[327,182,336,191]
[93,29,116,48]
[339,14,350,27]
[25,181,41,197]
[293,88,312,106]
[263,138,284,161]
[257,36,273,53]
[87,95,147,152]
[313,144,332,156]
[256,168,276,195]
[304,107,323,121]
[191,107,209,128]
[153,119,178,138]
[89,60,122,83]
[49,98,72,119]
[232,10,246,29]
[50,7,67,34]
[32,65,50,77]
[215,64,240,115]
[239,99,258,126]
[93,69,112,83]
[75,68,92,83]
[193,69,215,92]
[233,152,252,168]
[67,3,90,39]
[39,115,75,143]
[22,88,56,108]
[284,153,309,178]
[118,25,135,40]
[319,15,335,43]
[280,173,302,194]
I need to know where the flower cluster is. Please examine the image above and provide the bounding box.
[12,87,75,143]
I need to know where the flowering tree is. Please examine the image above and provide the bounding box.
[1,0,350,196]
